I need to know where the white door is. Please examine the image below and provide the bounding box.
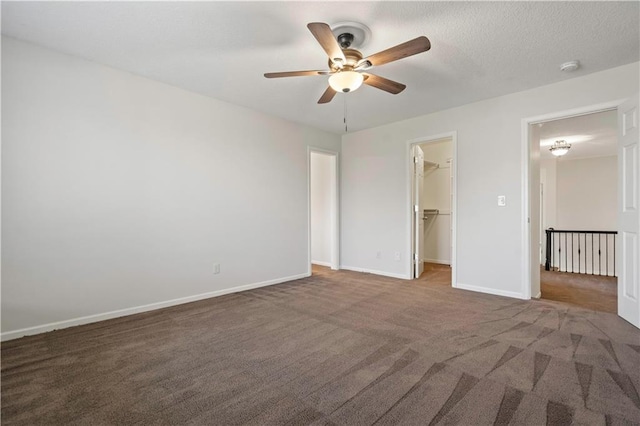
[414,145,425,278]
[618,93,640,328]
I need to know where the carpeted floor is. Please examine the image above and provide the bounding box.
[541,268,618,314]
[2,267,640,425]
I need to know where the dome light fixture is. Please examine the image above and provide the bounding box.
[328,71,364,93]
[549,140,571,157]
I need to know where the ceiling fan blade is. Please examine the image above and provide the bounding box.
[361,36,431,67]
[264,70,330,78]
[362,73,406,94]
[318,86,337,104]
[307,22,346,65]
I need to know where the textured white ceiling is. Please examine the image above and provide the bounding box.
[2,2,639,134]
[539,110,617,161]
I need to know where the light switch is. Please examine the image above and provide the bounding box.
[498,195,506,206]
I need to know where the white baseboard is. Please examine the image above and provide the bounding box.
[424,258,451,265]
[534,291,542,299]
[454,282,528,300]
[1,272,310,342]
[311,260,332,267]
[340,265,410,280]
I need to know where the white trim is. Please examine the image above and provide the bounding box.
[455,283,528,300]
[424,258,451,265]
[406,131,458,285]
[521,99,624,301]
[534,292,542,299]
[525,100,624,125]
[520,117,532,299]
[1,273,310,342]
[311,260,332,267]
[308,147,340,273]
[340,265,410,280]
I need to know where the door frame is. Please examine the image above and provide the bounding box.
[308,147,340,274]
[521,99,625,299]
[406,131,458,284]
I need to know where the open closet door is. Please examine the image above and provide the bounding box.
[618,93,640,328]
[413,145,425,278]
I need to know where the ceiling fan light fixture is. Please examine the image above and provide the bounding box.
[328,71,364,93]
[549,140,571,156]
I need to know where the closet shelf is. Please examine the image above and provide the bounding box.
[423,209,439,220]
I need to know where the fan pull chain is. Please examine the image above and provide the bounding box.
[343,94,348,133]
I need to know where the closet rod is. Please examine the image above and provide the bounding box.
[423,209,440,220]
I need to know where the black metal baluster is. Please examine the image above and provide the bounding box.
[606,234,609,276]
[559,233,563,272]
[584,233,587,274]
[585,234,588,274]
[578,233,581,274]
[598,234,601,276]
[591,234,594,275]
[565,233,568,273]
[552,232,554,270]
[558,233,562,272]
[585,233,587,274]
[571,233,574,273]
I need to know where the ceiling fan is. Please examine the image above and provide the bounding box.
[264,22,431,104]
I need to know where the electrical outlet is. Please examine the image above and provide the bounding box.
[394,252,401,261]
[498,195,506,207]
[213,263,220,274]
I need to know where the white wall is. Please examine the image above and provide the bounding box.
[341,61,638,298]
[421,140,452,264]
[310,152,334,266]
[1,37,341,338]
[556,156,617,230]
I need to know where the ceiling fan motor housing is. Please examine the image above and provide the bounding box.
[328,48,363,71]
[330,21,372,50]
[337,33,354,49]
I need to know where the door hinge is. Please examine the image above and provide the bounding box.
[414,205,419,213]
[414,156,419,164]
[414,253,419,261]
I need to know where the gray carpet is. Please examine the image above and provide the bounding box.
[2,267,640,425]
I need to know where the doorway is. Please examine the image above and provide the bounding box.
[535,110,618,312]
[309,149,339,275]
[523,95,640,328]
[408,132,457,285]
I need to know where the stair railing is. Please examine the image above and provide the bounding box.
[544,228,617,277]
